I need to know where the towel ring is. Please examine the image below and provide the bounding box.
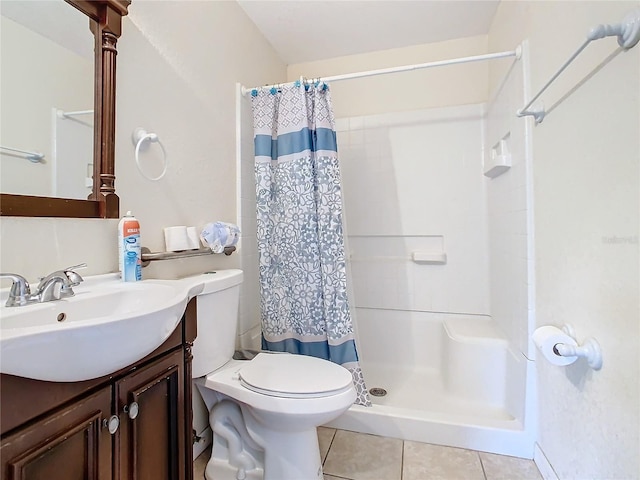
[132,127,168,181]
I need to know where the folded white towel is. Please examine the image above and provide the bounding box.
[200,221,240,253]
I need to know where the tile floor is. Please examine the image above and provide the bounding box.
[194,427,543,480]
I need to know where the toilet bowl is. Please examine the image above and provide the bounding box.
[190,270,356,480]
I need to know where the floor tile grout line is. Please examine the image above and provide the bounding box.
[478,451,488,480]
[400,439,405,480]
[322,428,338,466]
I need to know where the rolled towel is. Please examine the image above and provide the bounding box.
[200,221,240,253]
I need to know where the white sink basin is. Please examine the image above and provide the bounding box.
[0,274,205,382]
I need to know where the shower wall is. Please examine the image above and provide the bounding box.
[336,104,490,316]
[325,44,534,447]
[332,93,533,454]
[484,52,534,358]
[237,90,262,351]
[335,62,533,346]
[290,33,534,361]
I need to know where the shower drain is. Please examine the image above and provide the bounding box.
[369,387,387,397]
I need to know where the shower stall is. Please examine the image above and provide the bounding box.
[236,44,536,459]
[326,98,535,458]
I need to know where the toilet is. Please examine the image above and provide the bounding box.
[191,269,356,480]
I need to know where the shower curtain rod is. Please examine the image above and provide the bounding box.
[241,47,520,95]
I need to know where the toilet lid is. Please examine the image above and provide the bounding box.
[238,353,354,399]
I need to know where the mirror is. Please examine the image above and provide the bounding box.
[1,2,94,201]
[0,0,130,218]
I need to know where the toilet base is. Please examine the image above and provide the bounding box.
[206,408,324,480]
[254,426,323,480]
[205,458,263,480]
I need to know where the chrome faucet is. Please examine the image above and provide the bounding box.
[1,264,86,307]
[0,273,35,307]
[36,264,86,302]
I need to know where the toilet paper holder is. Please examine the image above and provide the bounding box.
[550,324,603,370]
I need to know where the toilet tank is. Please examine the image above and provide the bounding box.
[191,270,243,378]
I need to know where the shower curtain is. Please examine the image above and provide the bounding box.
[250,82,370,406]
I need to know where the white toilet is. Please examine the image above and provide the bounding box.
[191,269,356,480]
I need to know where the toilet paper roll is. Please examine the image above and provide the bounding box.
[186,227,200,250]
[533,325,579,366]
[164,226,190,252]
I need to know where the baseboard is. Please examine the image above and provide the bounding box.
[534,442,559,480]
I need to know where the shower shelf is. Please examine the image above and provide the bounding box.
[140,246,235,267]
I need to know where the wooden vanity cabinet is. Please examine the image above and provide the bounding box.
[0,299,197,480]
[115,349,185,479]
[1,386,113,479]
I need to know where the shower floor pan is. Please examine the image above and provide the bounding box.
[364,365,512,420]
[327,363,532,458]
[325,313,534,458]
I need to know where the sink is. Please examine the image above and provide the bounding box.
[0,274,205,382]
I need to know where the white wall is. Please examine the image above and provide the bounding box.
[287,35,492,117]
[489,2,640,478]
[0,1,286,287]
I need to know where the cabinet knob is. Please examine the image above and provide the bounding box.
[123,401,139,420]
[103,415,120,434]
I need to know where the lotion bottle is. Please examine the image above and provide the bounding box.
[118,211,142,282]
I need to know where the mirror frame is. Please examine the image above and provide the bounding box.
[0,0,130,219]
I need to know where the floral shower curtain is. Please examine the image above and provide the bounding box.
[250,82,370,406]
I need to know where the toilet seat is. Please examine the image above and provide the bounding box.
[238,353,354,399]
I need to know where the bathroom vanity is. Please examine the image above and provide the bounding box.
[0,299,197,480]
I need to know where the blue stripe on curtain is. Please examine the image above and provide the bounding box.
[254,127,337,159]
[262,337,359,365]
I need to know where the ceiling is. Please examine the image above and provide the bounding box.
[237,0,501,64]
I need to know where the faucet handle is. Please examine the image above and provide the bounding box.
[65,263,87,272]
[66,263,87,270]
[63,263,86,287]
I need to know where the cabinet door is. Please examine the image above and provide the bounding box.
[116,349,186,480]
[1,387,112,480]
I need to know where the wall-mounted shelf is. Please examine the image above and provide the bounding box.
[140,246,236,267]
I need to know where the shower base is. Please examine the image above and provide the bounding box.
[327,363,532,458]
[325,311,535,459]
[364,364,512,420]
